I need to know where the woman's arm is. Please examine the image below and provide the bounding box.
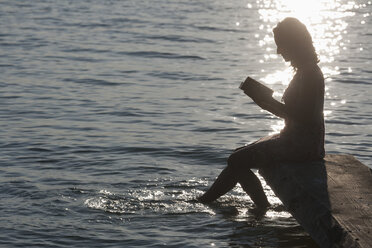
[252,95,288,119]
[250,67,324,122]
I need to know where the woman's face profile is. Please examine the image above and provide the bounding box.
[275,35,292,62]
[274,33,291,62]
[276,45,291,62]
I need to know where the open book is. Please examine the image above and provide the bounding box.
[239,77,273,100]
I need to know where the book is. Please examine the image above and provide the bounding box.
[239,77,273,100]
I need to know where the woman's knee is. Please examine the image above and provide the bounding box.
[227,152,245,171]
[227,147,263,171]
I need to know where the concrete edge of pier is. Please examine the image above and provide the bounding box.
[259,154,372,248]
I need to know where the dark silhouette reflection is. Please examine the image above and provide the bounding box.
[199,17,325,213]
[227,223,320,248]
[260,159,334,247]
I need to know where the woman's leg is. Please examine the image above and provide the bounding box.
[198,165,238,203]
[229,149,269,207]
[198,146,270,207]
[236,166,270,208]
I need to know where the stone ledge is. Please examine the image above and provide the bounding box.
[259,154,372,248]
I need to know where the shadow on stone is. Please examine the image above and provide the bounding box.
[259,154,372,248]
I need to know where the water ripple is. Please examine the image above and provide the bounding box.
[1,0,371,247]
[121,51,205,60]
[62,78,121,86]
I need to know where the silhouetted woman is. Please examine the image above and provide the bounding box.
[198,17,325,209]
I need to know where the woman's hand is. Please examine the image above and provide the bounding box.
[256,99,272,111]
[249,93,271,110]
[250,94,287,119]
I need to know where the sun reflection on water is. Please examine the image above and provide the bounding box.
[256,0,357,61]
[253,0,365,134]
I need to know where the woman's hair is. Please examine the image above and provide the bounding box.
[273,17,319,68]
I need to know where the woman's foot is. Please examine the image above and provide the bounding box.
[249,202,270,217]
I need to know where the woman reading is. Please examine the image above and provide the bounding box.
[198,17,325,210]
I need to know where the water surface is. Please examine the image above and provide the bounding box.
[1,0,371,247]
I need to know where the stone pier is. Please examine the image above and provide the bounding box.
[259,154,372,248]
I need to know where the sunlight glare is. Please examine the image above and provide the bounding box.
[269,120,285,135]
[257,0,357,68]
[254,0,360,134]
[260,68,293,86]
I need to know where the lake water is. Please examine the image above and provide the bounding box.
[1,0,371,247]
